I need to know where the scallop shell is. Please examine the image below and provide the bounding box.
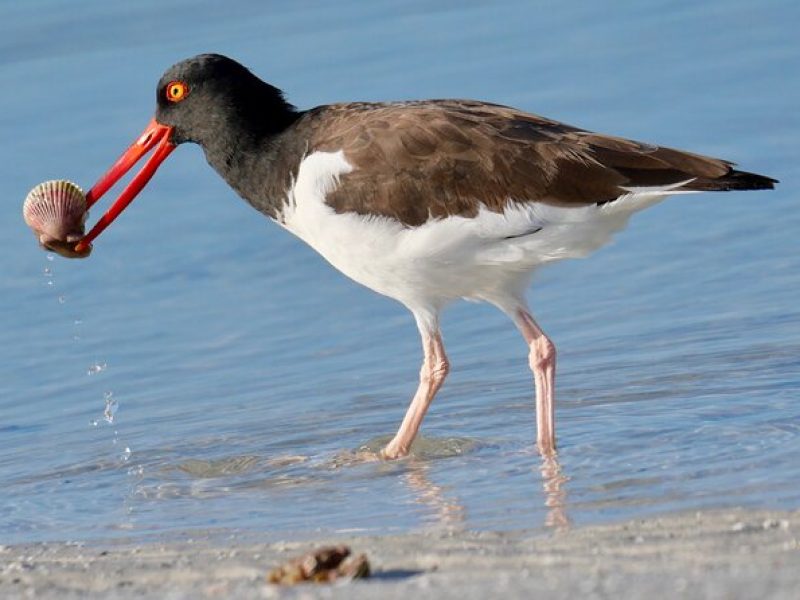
[23,179,88,245]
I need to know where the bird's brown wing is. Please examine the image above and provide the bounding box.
[308,100,768,227]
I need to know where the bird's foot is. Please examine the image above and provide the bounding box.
[380,442,410,461]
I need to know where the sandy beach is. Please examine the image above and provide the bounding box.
[2,507,798,599]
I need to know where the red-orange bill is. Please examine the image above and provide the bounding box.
[74,118,175,252]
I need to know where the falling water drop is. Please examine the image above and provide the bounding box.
[87,362,107,376]
[103,391,118,424]
[43,266,54,287]
[128,465,144,477]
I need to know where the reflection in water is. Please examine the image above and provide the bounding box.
[333,435,571,531]
[124,441,566,532]
[400,451,570,531]
[539,453,570,528]
[404,460,466,529]
[331,436,471,529]
[336,435,571,531]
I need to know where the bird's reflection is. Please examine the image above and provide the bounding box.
[399,449,571,531]
[403,460,466,529]
[336,438,570,530]
[538,452,571,528]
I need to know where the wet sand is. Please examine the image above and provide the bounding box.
[1,507,798,599]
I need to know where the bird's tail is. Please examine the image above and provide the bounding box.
[683,169,778,192]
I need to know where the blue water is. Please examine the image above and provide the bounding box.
[1,1,798,544]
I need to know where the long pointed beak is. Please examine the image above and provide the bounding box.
[75,118,176,252]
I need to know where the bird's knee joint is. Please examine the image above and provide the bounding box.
[432,359,450,382]
[529,337,556,370]
[421,358,450,385]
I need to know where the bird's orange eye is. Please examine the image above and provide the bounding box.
[166,81,188,103]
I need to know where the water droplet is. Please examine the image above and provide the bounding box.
[43,267,52,277]
[87,362,107,376]
[74,319,83,326]
[46,254,54,262]
[46,280,54,286]
[90,419,99,427]
[121,447,131,462]
[58,295,66,304]
[103,392,118,424]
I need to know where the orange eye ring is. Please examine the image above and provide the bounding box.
[166,81,188,103]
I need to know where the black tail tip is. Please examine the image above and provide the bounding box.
[724,169,779,191]
[685,169,778,192]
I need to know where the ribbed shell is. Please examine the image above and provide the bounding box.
[23,180,87,244]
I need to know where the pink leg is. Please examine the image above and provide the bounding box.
[514,308,557,455]
[382,329,450,459]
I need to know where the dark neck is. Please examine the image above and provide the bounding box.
[198,90,306,219]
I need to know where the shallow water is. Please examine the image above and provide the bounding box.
[1,1,798,544]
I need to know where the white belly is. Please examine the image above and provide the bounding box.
[278,151,677,313]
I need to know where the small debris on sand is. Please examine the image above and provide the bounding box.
[266,545,370,584]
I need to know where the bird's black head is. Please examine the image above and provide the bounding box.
[155,54,297,146]
[74,54,298,253]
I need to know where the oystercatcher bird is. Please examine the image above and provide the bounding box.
[76,54,776,459]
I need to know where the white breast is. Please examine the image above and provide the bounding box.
[278,150,683,314]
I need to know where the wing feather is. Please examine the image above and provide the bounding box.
[303,100,773,226]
